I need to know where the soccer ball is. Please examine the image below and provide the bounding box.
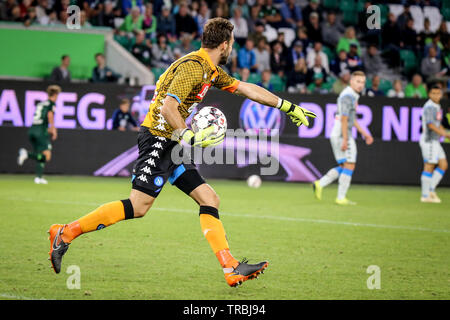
[191,106,227,138]
[247,175,262,188]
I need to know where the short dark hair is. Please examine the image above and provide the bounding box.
[95,53,104,58]
[201,18,234,49]
[61,55,69,60]
[428,83,442,92]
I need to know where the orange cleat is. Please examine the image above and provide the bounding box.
[224,258,269,287]
[47,224,70,274]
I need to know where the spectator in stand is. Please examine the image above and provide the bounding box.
[307,72,329,94]
[347,43,363,72]
[156,5,176,40]
[280,0,303,29]
[230,6,248,47]
[272,31,288,57]
[120,6,143,34]
[330,50,350,77]
[332,69,351,95]
[366,75,385,97]
[307,54,328,85]
[303,0,323,30]
[18,0,33,19]
[261,0,286,29]
[387,79,405,98]
[287,57,308,93]
[270,40,288,78]
[337,26,360,55]
[97,0,116,28]
[381,13,402,68]
[306,12,322,43]
[131,30,153,67]
[175,2,198,38]
[396,3,412,31]
[9,4,22,22]
[230,0,250,20]
[257,70,274,91]
[142,3,157,38]
[248,20,267,46]
[23,6,37,26]
[321,10,345,49]
[174,33,196,60]
[401,18,420,53]
[35,0,48,24]
[419,18,434,49]
[238,39,258,73]
[292,26,310,55]
[424,33,443,59]
[404,73,428,98]
[288,40,305,70]
[50,55,71,82]
[112,99,139,131]
[211,0,230,19]
[306,41,329,73]
[254,38,271,73]
[421,46,442,81]
[437,21,449,47]
[196,1,210,35]
[248,3,264,33]
[363,44,383,78]
[122,0,143,16]
[151,34,175,69]
[92,53,121,83]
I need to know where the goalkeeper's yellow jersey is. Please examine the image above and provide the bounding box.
[141,47,240,138]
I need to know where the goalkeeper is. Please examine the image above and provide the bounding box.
[47,18,316,288]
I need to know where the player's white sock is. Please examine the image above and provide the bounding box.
[421,171,432,198]
[430,168,445,192]
[337,168,353,200]
[319,166,342,188]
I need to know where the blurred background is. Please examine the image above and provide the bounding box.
[0,0,449,186]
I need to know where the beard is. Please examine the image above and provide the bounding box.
[219,50,230,65]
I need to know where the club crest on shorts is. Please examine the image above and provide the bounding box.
[154,176,164,187]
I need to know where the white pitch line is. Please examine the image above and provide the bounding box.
[0,293,47,300]
[3,197,449,234]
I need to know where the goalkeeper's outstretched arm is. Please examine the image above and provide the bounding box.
[234,81,317,127]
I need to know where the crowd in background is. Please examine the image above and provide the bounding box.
[1,0,450,98]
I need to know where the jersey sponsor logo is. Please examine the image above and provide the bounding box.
[196,83,211,100]
[137,174,148,183]
[140,166,152,174]
[154,176,164,187]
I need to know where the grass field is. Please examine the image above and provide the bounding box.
[0,174,449,300]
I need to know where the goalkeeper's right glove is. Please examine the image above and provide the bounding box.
[180,126,224,147]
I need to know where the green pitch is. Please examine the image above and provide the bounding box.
[0,174,449,300]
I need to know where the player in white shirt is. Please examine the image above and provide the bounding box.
[419,84,450,203]
[312,71,374,205]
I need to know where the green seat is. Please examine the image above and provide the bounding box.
[270,74,285,92]
[340,1,359,26]
[442,7,450,21]
[192,40,202,50]
[400,50,418,75]
[151,68,166,81]
[339,0,354,11]
[232,72,241,80]
[379,4,389,26]
[379,79,392,95]
[323,0,339,9]
[322,46,336,63]
[248,73,261,84]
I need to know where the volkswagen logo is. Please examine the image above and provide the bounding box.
[239,99,284,136]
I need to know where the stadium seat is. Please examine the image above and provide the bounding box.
[340,0,358,26]
[248,73,261,84]
[270,74,285,91]
[442,7,450,21]
[151,68,166,80]
[192,40,202,50]
[379,79,393,95]
[232,72,242,80]
[322,46,336,63]
[424,6,442,32]
[399,50,418,75]
[323,0,339,10]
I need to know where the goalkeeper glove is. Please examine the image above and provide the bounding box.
[278,99,317,127]
[180,126,224,147]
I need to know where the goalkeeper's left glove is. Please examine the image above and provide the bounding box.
[278,99,317,127]
[180,126,224,147]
